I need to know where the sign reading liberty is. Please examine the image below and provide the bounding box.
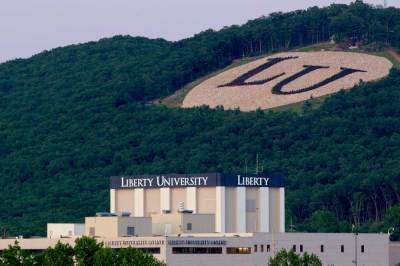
[218,56,366,94]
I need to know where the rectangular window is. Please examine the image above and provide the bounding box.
[89,227,95,237]
[139,248,161,254]
[187,223,192,231]
[341,245,344,253]
[127,227,135,236]
[300,245,303,252]
[172,247,222,254]
[226,247,251,254]
[261,245,264,252]
[254,245,257,253]
[320,245,324,253]
[292,245,296,252]
[267,244,271,252]
[361,245,364,253]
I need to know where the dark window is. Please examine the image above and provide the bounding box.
[226,247,251,254]
[127,227,135,236]
[341,245,344,253]
[320,245,324,253]
[187,223,192,231]
[300,245,303,252]
[254,245,257,252]
[266,244,271,252]
[139,248,161,254]
[361,245,365,253]
[172,247,222,254]
[292,245,296,252]
[261,244,264,252]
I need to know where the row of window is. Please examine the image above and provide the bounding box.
[172,247,223,254]
[253,244,366,254]
[172,244,367,255]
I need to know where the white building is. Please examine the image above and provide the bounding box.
[109,173,285,233]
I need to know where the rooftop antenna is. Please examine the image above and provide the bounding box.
[255,153,259,174]
[384,0,387,7]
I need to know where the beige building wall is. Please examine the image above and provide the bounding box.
[152,213,183,235]
[171,188,186,213]
[390,243,400,266]
[47,223,84,238]
[225,188,236,233]
[115,189,135,214]
[85,217,151,237]
[197,187,216,214]
[269,188,281,233]
[86,217,118,237]
[182,214,215,233]
[0,233,394,266]
[145,189,160,216]
[246,188,259,232]
[152,213,215,235]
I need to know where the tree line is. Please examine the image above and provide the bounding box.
[0,237,165,266]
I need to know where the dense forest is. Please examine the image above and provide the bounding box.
[0,1,399,236]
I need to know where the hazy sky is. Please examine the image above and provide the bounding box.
[0,0,399,63]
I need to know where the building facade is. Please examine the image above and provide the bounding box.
[110,173,285,233]
[0,233,398,266]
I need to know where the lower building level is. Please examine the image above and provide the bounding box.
[1,233,399,266]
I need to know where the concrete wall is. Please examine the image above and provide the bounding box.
[152,213,215,235]
[269,188,281,233]
[85,217,152,237]
[152,213,183,235]
[145,189,160,216]
[115,189,135,214]
[0,233,395,266]
[246,188,258,232]
[182,214,215,233]
[225,188,236,233]
[390,242,400,266]
[197,187,216,214]
[171,188,186,213]
[113,185,284,234]
[47,223,84,238]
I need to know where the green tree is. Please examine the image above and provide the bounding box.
[0,241,35,266]
[268,249,322,266]
[93,247,117,266]
[41,242,74,266]
[307,210,339,232]
[74,237,102,266]
[118,247,166,266]
[383,205,400,240]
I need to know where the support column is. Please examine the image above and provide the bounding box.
[259,187,269,232]
[236,187,246,232]
[160,188,171,213]
[215,187,226,233]
[134,188,144,217]
[110,189,116,213]
[279,187,285,232]
[186,187,197,213]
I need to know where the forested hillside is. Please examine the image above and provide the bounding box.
[0,1,399,236]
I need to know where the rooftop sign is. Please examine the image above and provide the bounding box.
[110,173,284,189]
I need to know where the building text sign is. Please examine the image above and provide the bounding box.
[110,173,284,189]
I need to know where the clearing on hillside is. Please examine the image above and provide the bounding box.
[182,51,392,111]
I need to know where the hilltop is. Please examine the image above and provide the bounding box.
[0,1,399,236]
